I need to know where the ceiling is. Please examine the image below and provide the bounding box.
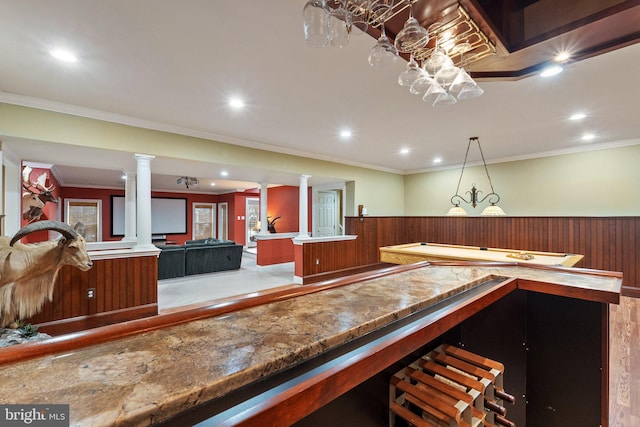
[0,0,639,194]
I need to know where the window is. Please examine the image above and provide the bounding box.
[193,203,216,240]
[65,199,102,242]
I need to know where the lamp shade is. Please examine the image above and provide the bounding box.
[447,206,468,216]
[481,204,506,216]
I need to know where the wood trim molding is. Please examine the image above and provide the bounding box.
[302,263,391,284]
[622,286,640,298]
[516,278,620,305]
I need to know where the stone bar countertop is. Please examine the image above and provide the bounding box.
[0,263,622,426]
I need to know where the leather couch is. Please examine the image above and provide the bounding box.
[156,239,243,280]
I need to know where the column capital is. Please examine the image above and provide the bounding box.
[134,153,155,162]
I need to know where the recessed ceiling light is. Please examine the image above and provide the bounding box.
[210,182,216,186]
[220,171,229,177]
[540,65,563,77]
[569,112,586,121]
[228,97,245,110]
[582,133,595,141]
[433,157,442,164]
[554,51,571,62]
[339,129,352,139]
[50,49,77,63]
[400,148,410,155]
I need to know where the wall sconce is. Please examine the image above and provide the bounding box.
[447,137,505,216]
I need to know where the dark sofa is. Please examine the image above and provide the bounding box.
[157,239,243,280]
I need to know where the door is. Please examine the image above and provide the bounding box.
[245,197,259,247]
[316,190,338,236]
[217,202,228,240]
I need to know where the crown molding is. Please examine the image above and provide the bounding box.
[404,138,640,175]
[0,92,403,175]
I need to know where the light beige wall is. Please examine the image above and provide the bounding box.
[6,103,637,218]
[405,143,640,216]
[0,103,405,216]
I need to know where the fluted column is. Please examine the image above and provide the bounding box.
[122,170,137,242]
[297,175,311,239]
[134,154,155,250]
[259,182,268,235]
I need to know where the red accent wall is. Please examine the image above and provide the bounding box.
[60,187,124,242]
[266,186,312,235]
[257,238,295,266]
[29,183,314,246]
[60,187,220,245]
[267,186,298,233]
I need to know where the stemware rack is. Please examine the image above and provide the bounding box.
[339,0,496,69]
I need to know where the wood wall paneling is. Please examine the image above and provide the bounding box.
[302,240,359,276]
[346,216,640,290]
[24,255,158,332]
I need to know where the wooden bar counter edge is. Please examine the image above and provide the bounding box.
[0,261,622,426]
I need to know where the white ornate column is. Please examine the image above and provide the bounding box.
[259,182,268,235]
[134,154,155,250]
[297,175,311,239]
[122,170,137,242]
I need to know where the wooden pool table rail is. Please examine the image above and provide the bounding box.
[380,242,584,267]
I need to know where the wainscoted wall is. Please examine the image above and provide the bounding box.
[295,237,391,284]
[25,254,159,334]
[345,216,640,292]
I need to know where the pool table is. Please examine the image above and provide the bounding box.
[380,242,584,267]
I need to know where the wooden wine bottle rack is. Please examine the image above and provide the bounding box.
[389,344,516,427]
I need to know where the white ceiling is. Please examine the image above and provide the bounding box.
[0,1,639,193]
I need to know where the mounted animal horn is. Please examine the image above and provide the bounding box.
[10,220,79,246]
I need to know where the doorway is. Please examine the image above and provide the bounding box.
[314,188,344,237]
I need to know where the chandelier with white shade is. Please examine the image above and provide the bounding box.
[447,137,506,216]
[302,0,496,106]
